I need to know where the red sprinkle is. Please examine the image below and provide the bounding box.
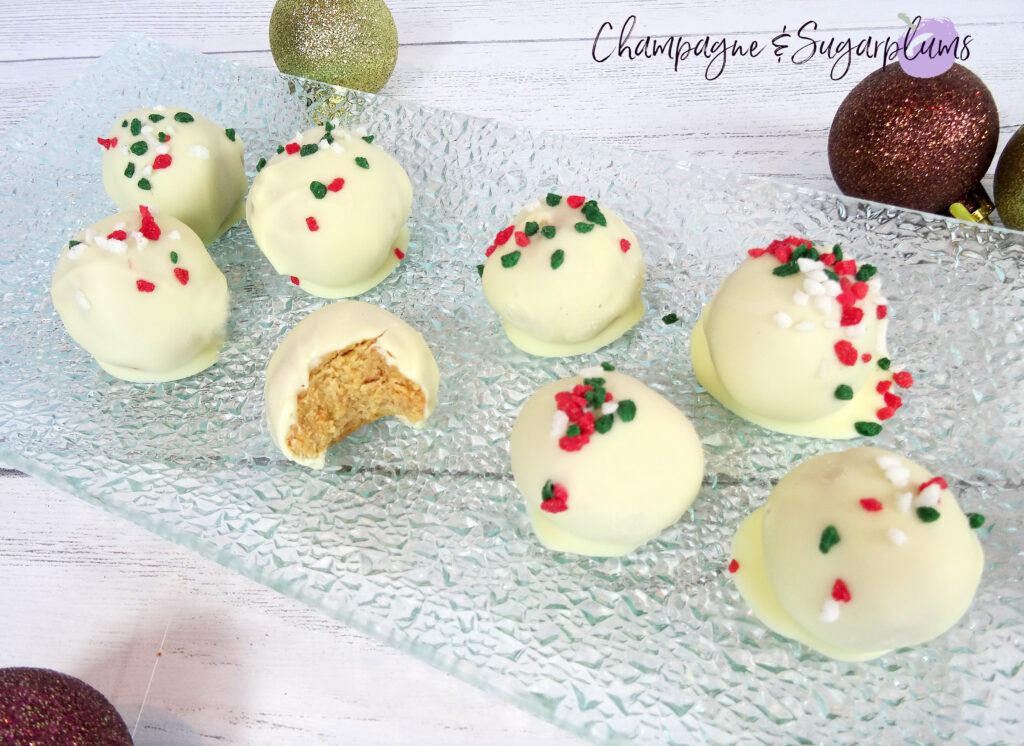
[893,371,914,388]
[876,380,892,394]
[860,498,884,512]
[839,276,852,292]
[514,231,530,247]
[861,353,872,363]
[327,177,345,192]
[97,137,118,150]
[820,253,836,266]
[876,305,888,320]
[832,579,852,603]
[834,260,857,275]
[883,392,903,409]
[106,230,127,241]
[306,216,319,231]
[747,248,766,258]
[834,340,858,366]
[620,239,631,253]
[174,267,189,285]
[285,142,300,154]
[136,279,155,293]
[851,282,869,299]
[840,306,864,327]
[566,195,585,209]
[394,247,405,260]
[728,559,740,573]
[290,276,300,285]
[494,225,515,246]
[152,154,172,170]
[541,484,569,514]
[767,240,792,264]
[876,406,895,421]
[918,476,948,493]
[836,291,857,307]
[485,245,497,257]
[138,205,161,240]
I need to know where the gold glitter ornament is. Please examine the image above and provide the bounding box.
[828,64,998,216]
[994,124,1024,231]
[270,0,398,93]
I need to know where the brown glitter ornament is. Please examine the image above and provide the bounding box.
[0,667,133,746]
[994,124,1024,231]
[828,64,998,216]
[270,0,398,93]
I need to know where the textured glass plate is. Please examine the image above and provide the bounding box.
[1,34,1022,745]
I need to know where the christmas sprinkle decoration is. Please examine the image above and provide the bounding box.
[546,193,562,206]
[831,578,852,603]
[835,340,858,366]
[728,559,740,573]
[225,128,236,142]
[834,384,853,400]
[290,276,300,285]
[566,195,585,209]
[501,251,521,268]
[152,154,172,170]
[877,357,891,370]
[540,480,569,513]
[394,248,405,260]
[619,239,631,253]
[97,136,118,150]
[106,230,127,241]
[310,181,328,199]
[136,279,156,293]
[575,222,594,233]
[662,313,679,325]
[476,263,484,277]
[124,163,135,178]
[362,135,375,143]
[550,249,565,269]
[859,498,883,511]
[137,179,152,190]
[893,371,914,388]
[328,177,345,192]
[819,525,841,553]
[148,113,164,123]
[355,156,370,169]
[306,216,319,232]
[174,111,194,123]
[170,251,178,264]
[967,513,985,529]
[916,506,941,523]
[541,225,556,239]
[139,205,161,240]
[601,362,615,371]
[174,267,190,285]
[130,118,142,136]
[581,200,607,226]
[552,376,637,453]
[300,144,318,157]
[495,226,515,245]
[130,141,148,156]
[256,157,267,172]
[524,221,539,237]
[617,400,637,422]
[514,231,530,247]
[285,143,300,154]
[855,421,882,436]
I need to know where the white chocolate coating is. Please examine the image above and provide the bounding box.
[730,447,984,661]
[481,196,645,357]
[264,301,439,468]
[100,107,247,245]
[51,208,229,382]
[246,126,412,298]
[510,371,703,556]
[691,243,905,438]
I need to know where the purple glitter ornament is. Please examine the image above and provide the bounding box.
[0,667,133,746]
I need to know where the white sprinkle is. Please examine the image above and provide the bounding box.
[168,230,181,241]
[795,321,815,332]
[877,296,888,307]
[67,244,85,260]
[602,401,619,416]
[868,277,883,294]
[166,125,176,135]
[354,126,368,137]
[189,145,210,160]
[155,145,169,155]
[85,228,96,242]
[331,143,344,153]
[820,599,841,623]
[319,138,331,150]
[142,165,153,177]
[797,257,821,273]
[808,269,828,283]
[294,130,304,144]
[915,484,942,508]
[94,236,126,254]
[876,455,901,470]
[843,323,866,338]
[142,125,154,135]
[549,410,569,438]
[113,221,126,231]
[886,467,911,488]
[824,319,839,329]
[118,146,129,157]
[773,311,793,329]
[131,231,148,250]
[817,358,830,380]
[896,492,913,513]
[888,528,908,547]
[824,280,842,297]
[577,366,604,378]
[814,295,833,315]
[75,290,90,310]
[803,278,825,296]
[792,289,809,306]
[153,105,166,112]
[876,332,888,357]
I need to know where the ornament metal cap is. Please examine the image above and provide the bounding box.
[949,185,994,224]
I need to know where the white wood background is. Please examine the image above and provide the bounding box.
[1,2,1021,744]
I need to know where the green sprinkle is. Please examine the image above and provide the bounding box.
[355,156,370,169]
[662,313,679,325]
[546,193,562,207]
[158,132,169,142]
[310,180,328,199]
[824,269,839,281]
[124,163,135,178]
[362,135,375,143]
[600,362,615,371]
[594,415,614,434]
[325,121,334,132]
[148,114,164,123]
[325,132,334,144]
[967,513,986,529]
[833,244,843,261]
[137,178,152,191]
[120,120,128,128]
[855,421,882,436]
[856,264,877,282]
[581,200,607,226]
[299,144,318,157]
[574,222,594,233]
[917,506,941,523]
[542,480,555,500]
[877,357,891,370]
[790,244,808,262]
[501,251,521,268]
[524,221,539,236]
[566,424,581,437]
[806,247,819,260]
[834,384,854,400]
[818,525,841,554]
[225,128,236,142]
[541,225,556,239]
[476,263,484,277]
[130,118,142,136]
[170,251,178,264]
[582,377,606,387]
[277,145,285,154]
[174,111,194,123]
[68,239,81,248]
[550,249,565,269]
[617,400,637,422]
[772,262,800,277]
[130,141,148,156]
[256,157,267,172]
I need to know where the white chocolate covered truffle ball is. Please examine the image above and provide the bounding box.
[481,193,645,357]
[691,237,913,438]
[729,447,985,661]
[265,301,439,468]
[99,107,246,245]
[51,206,229,382]
[510,367,704,556]
[246,125,412,298]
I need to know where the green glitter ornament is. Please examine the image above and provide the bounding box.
[269,0,399,94]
